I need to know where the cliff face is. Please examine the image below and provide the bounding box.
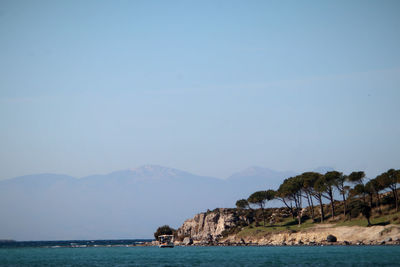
[176,208,253,242]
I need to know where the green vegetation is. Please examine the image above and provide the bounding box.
[335,210,400,227]
[360,203,372,226]
[247,190,275,226]
[233,168,400,236]
[231,208,400,238]
[235,199,249,209]
[154,225,176,241]
[237,217,316,238]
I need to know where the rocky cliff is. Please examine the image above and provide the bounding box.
[176,208,254,242]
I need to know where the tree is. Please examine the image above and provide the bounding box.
[333,173,350,217]
[313,176,326,222]
[276,182,295,219]
[365,179,384,210]
[348,171,366,185]
[248,190,275,226]
[236,199,249,209]
[364,181,375,208]
[289,176,304,226]
[276,177,303,225]
[301,172,320,222]
[367,177,385,213]
[377,169,400,211]
[348,171,367,203]
[359,203,372,226]
[154,225,175,241]
[350,183,368,206]
[322,171,339,219]
[265,189,276,201]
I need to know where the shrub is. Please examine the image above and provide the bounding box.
[154,225,175,241]
[221,226,241,237]
[236,199,249,209]
[348,200,363,219]
[381,195,395,206]
[359,203,372,226]
[237,221,248,227]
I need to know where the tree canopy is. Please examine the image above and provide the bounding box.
[247,190,275,225]
[236,199,249,209]
[154,225,175,240]
[236,168,399,226]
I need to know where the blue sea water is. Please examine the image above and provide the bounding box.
[1,246,400,266]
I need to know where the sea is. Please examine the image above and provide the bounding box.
[1,240,400,266]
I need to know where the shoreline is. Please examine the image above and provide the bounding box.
[1,241,400,248]
[175,208,400,248]
[171,240,400,247]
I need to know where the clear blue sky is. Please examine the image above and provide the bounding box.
[1,0,399,180]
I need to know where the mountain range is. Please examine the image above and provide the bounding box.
[0,165,330,240]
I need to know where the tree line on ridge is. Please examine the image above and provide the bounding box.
[236,169,400,226]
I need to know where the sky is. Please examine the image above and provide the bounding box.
[1,0,399,180]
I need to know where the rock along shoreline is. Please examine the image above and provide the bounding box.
[171,208,400,247]
[147,239,400,247]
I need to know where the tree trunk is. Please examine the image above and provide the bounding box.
[290,203,295,219]
[369,194,373,208]
[262,207,265,226]
[281,198,295,219]
[306,193,315,221]
[294,197,301,226]
[376,193,382,214]
[318,197,324,222]
[310,194,315,222]
[342,192,347,217]
[298,212,301,226]
[329,191,335,219]
[392,189,399,212]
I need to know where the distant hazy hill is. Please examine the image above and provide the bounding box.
[225,166,298,208]
[226,166,297,200]
[0,165,325,241]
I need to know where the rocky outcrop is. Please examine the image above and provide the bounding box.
[182,237,193,245]
[176,208,254,242]
[176,208,400,246]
